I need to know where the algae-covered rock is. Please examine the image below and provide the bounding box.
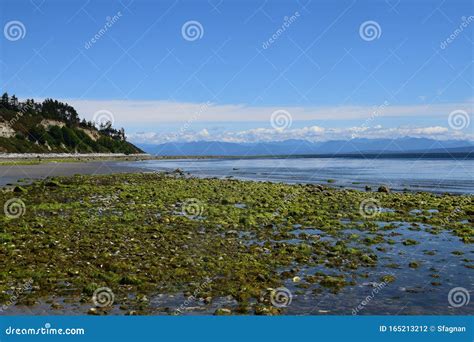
[0,171,471,316]
[214,308,232,315]
[403,239,419,246]
[13,186,27,193]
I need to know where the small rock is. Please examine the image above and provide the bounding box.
[45,180,61,187]
[87,308,100,315]
[309,184,324,192]
[13,186,26,193]
[214,308,232,315]
[377,185,390,193]
[362,282,380,288]
[51,302,63,309]
[255,305,280,315]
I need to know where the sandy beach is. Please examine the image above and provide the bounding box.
[0,161,148,187]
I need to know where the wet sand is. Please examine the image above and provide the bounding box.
[0,161,148,187]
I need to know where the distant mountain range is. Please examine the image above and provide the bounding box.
[138,138,474,156]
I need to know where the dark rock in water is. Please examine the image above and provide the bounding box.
[173,168,184,175]
[365,185,372,191]
[378,185,390,193]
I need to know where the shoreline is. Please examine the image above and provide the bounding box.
[2,150,473,161]
[1,160,472,195]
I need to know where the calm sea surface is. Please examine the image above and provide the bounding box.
[130,156,474,194]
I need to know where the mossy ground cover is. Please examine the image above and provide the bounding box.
[0,173,472,315]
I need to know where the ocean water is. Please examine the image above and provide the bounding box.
[130,156,474,194]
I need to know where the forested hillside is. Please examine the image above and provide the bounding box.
[0,93,142,154]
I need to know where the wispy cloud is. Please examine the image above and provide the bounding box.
[63,99,473,124]
[25,98,469,143]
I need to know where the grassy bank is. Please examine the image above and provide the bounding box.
[0,173,472,315]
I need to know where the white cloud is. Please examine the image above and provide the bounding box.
[25,97,472,143]
[128,125,474,144]
[59,99,473,125]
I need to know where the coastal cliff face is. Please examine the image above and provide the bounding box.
[0,93,142,154]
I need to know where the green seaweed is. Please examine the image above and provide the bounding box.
[0,172,471,315]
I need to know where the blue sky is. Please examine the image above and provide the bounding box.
[0,0,473,143]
